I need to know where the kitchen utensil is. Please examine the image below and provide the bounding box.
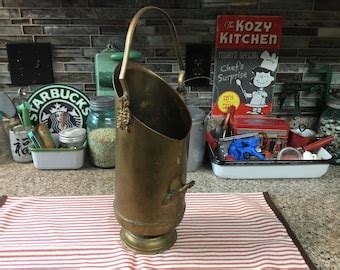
[288,124,316,148]
[277,136,334,160]
[213,126,223,138]
[217,133,259,161]
[228,136,265,161]
[300,135,334,152]
[17,87,28,107]
[16,102,31,128]
[277,147,303,160]
[0,93,17,118]
[231,115,289,156]
[0,112,11,161]
[217,140,229,161]
[219,132,259,142]
[17,88,32,128]
[206,131,259,160]
[205,131,218,150]
[0,93,17,161]
[221,105,235,138]
[113,6,193,254]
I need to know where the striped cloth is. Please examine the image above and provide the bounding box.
[0,193,314,269]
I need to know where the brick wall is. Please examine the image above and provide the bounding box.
[0,0,340,113]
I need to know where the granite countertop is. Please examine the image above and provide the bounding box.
[0,160,338,269]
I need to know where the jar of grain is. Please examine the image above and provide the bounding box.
[87,96,116,168]
[319,89,340,164]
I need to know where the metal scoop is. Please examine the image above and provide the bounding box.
[0,93,16,118]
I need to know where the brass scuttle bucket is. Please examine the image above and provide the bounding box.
[113,6,194,254]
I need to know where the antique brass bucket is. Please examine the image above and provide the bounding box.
[113,6,194,254]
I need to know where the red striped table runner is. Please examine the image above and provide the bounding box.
[0,193,314,269]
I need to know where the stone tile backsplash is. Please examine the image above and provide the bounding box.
[0,0,340,113]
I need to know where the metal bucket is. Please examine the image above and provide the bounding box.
[113,6,194,254]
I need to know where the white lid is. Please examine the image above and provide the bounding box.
[59,127,86,143]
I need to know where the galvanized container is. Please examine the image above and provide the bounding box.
[187,105,206,172]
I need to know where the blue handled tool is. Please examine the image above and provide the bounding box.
[228,136,265,161]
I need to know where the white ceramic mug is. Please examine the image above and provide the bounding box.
[9,126,32,163]
[303,151,318,160]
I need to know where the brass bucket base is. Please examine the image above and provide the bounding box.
[120,228,177,254]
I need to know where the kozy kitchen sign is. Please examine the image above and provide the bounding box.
[28,84,90,133]
[216,16,282,49]
[212,15,282,117]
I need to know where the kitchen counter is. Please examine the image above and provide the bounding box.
[0,160,338,269]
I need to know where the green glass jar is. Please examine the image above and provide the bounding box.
[319,90,340,164]
[87,96,116,168]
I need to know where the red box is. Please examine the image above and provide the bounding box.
[231,115,289,155]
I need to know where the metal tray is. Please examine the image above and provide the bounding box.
[208,145,332,179]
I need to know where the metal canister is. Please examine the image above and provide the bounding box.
[187,105,206,172]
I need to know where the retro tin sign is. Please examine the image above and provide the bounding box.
[215,15,282,50]
[212,15,282,117]
[28,84,90,133]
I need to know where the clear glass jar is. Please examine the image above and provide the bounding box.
[87,96,116,168]
[59,127,86,148]
[319,90,340,164]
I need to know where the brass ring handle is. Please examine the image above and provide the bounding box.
[119,6,185,98]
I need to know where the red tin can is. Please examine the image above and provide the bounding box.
[230,115,290,156]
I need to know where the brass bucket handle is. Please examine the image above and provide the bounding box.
[119,6,185,98]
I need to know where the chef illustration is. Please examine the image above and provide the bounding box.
[236,51,278,114]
